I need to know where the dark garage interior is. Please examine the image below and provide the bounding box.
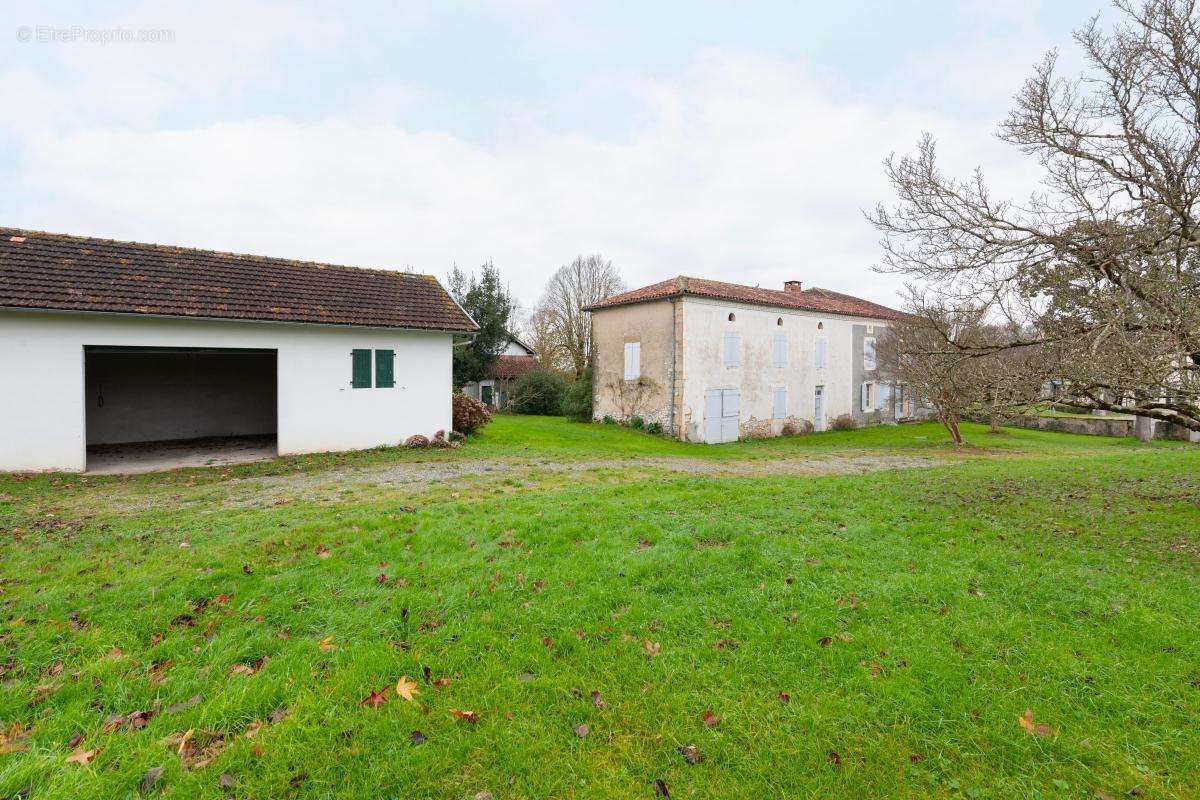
[84,346,278,473]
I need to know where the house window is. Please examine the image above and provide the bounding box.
[863,337,877,371]
[623,341,641,380]
[814,338,827,369]
[772,386,787,419]
[776,317,783,326]
[375,349,395,388]
[723,332,741,367]
[351,349,372,388]
[772,333,787,368]
[861,381,876,411]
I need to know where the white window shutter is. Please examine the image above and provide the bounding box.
[814,338,826,369]
[724,333,741,367]
[861,382,869,411]
[624,342,640,380]
[773,386,786,419]
[773,334,787,368]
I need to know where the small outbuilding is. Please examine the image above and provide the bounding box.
[460,335,541,409]
[0,228,477,472]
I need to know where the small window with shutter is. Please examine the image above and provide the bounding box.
[772,333,787,368]
[860,381,876,411]
[723,332,741,367]
[375,349,395,388]
[351,349,372,388]
[623,341,641,380]
[772,385,786,419]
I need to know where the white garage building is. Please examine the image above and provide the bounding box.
[0,228,477,473]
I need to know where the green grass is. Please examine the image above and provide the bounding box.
[1,418,1197,799]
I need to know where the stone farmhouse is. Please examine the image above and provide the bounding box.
[585,276,914,442]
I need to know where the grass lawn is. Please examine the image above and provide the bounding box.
[1,417,1198,799]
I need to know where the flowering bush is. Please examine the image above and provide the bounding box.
[452,393,492,435]
[405,434,430,448]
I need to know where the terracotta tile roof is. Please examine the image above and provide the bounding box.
[583,275,900,320]
[0,227,478,332]
[487,354,542,380]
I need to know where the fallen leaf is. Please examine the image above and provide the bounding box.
[409,730,426,746]
[68,731,84,748]
[268,706,289,724]
[360,688,389,708]
[678,744,704,764]
[318,636,336,651]
[474,792,493,800]
[315,545,331,559]
[449,708,479,724]
[643,640,661,658]
[66,746,98,765]
[827,750,842,766]
[654,778,670,797]
[777,692,790,704]
[817,636,833,647]
[140,766,164,793]
[218,772,236,789]
[395,675,420,702]
[573,723,589,738]
[164,694,203,714]
[1017,709,1057,737]
[432,677,451,690]
[700,710,721,728]
[590,690,605,709]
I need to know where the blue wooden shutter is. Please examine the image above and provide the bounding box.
[351,349,372,388]
[375,349,395,388]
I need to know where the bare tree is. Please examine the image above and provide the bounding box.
[870,0,1200,434]
[532,255,624,379]
[876,297,1047,445]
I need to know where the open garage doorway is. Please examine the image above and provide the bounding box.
[84,346,278,474]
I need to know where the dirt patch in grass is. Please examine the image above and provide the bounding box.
[216,453,948,507]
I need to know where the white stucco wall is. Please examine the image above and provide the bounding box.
[0,310,454,472]
[677,297,892,442]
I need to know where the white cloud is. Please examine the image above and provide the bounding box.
[5,47,1039,309]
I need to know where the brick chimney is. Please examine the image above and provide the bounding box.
[783,280,803,293]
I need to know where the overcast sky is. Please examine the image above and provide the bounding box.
[1,1,1114,311]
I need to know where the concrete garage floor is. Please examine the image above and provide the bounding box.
[86,435,277,475]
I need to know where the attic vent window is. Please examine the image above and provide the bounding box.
[728,312,736,322]
[776,317,783,326]
[817,321,824,330]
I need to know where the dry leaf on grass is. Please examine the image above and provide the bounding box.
[1017,709,1057,737]
[65,746,98,765]
[395,676,420,702]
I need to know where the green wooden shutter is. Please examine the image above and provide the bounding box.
[351,349,372,388]
[375,349,395,388]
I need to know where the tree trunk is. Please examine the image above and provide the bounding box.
[939,412,965,446]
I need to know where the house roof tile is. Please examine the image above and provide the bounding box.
[0,227,478,332]
[487,354,542,380]
[583,275,900,320]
